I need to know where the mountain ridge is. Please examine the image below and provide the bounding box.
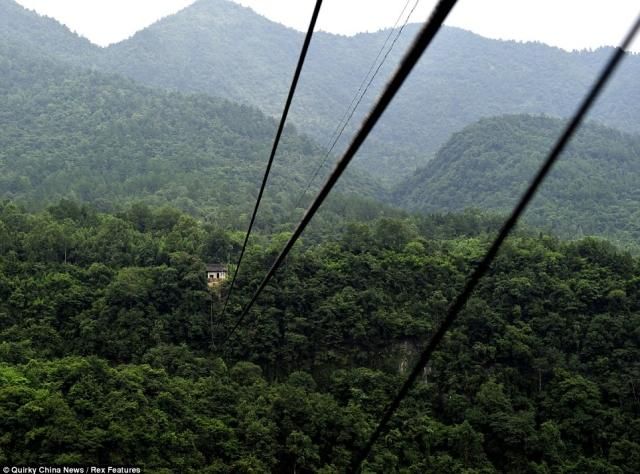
[0,41,385,226]
[4,0,640,185]
[0,0,96,59]
[394,114,640,247]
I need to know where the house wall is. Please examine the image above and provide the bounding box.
[207,271,227,280]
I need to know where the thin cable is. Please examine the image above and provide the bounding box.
[209,294,214,349]
[219,0,459,351]
[293,0,420,213]
[348,13,640,473]
[320,0,412,154]
[216,0,323,332]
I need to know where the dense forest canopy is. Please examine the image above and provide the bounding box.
[1,0,639,183]
[0,42,384,228]
[3,43,640,250]
[1,202,639,472]
[395,114,640,249]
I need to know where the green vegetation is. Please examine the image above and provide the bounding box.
[2,2,640,471]
[395,114,640,249]
[2,0,639,183]
[4,43,640,251]
[0,0,95,62]
[1,202,639,472]
[0,42,384,227]
[92,1,640,183]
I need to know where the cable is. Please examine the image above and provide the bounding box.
[219,0,459,351]
[292,0,420,213]
[348,12,640,473]
[237,0,418,339]
[216,0,324,334]
[321,0,412,155]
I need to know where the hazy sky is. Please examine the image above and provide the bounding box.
[14,0,640,52]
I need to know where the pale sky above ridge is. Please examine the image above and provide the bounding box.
[13,0,640,53]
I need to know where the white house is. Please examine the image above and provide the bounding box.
[206,263,228,286]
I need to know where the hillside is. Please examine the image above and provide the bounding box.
[1,203,639,472]
[68,0,640,183]
[0,42,385,228]
[4,0,640,184]
[0,0,96,61]
[394,115,640,246]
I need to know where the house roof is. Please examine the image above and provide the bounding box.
[206,263,227,272]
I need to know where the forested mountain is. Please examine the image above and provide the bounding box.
[90,0,640,183]
[1,203,639,472]
[0,41,385,228]
[3,0,640,183]
[4,3,640,246]
[0,0,95,61]
[394,115,640,247]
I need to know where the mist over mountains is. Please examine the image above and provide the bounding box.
[3,0,640,184]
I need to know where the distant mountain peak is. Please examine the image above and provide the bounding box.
[0,0,96,58]
[3,0,639,188]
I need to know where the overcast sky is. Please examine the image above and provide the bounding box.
[14,0,640,52]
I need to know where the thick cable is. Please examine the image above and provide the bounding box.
[217,0,323,331]
[348,12,640,473]
[220,0,459,350]
[292,0,418,212]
